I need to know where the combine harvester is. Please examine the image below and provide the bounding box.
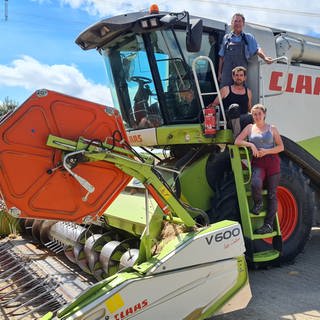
[0,4,319,319]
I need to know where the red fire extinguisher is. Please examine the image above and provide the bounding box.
[203,106,216,137]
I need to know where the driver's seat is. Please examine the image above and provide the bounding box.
[133,84,152,125]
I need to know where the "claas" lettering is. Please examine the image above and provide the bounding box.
[129,135,143,143]
[269,71,320,95]
[114,299,148,320]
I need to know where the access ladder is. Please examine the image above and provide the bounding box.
[192,55,227,130]
[228,145,282,264]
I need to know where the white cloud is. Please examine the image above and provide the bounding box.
[59,0,320,36]
[0,56,112,105]
[7,1,319,107]
[60,0,149,16]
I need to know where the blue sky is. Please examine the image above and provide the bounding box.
[1,0,319,106]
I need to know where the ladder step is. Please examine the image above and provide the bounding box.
[201,92,218,96]
[250,211,266,218]
[246,190,268,196]
[253,250,280,262]
[239,149,248,155]
[252,231,278,240]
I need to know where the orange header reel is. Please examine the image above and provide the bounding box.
[0,90,131,223]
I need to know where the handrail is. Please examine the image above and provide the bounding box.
[239,146,252,185]
[260,55,289,104]
[191,56,227,130]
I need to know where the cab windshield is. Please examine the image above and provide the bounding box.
[101,29,201,130]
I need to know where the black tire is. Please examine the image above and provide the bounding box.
[314,188,320,225]
[255,156,314,262]
[208,171,240,223]
[206,149,232,191]
[207,152,315,263]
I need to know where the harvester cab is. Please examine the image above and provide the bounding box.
[79,9,225,138]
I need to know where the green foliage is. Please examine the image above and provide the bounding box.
[0,98,20,236]
[0,96,19,116]
[0,201,20,236]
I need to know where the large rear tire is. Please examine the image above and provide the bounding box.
[209,154,314,263]
[255,156,314,262]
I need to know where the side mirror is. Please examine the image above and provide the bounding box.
[186,18,203,52]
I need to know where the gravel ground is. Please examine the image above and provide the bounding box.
[212,227,320,320]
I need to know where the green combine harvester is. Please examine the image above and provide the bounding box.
[0,5,319,319]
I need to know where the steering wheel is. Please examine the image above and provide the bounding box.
[130,76,152,84]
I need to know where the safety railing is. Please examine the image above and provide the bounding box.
[191,56,227,130]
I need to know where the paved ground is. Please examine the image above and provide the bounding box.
[0,225,319,319]
[212,227,320,320]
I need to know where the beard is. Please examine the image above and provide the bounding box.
[234,79,245,86]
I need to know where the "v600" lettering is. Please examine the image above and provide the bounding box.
[205,228,241,245]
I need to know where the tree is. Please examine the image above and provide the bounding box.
[0,97,20,236]
[0,97,19,116]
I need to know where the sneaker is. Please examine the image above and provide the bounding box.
[255,224,273,234]
[251,202,263,215]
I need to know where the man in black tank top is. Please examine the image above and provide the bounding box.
[208,66,253,136]
[222,85,249,115]
[209,66,252,113]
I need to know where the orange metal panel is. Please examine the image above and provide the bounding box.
[0,90,131,223]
